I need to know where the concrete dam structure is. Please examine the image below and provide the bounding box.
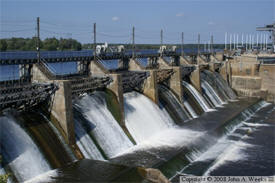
[0,47,275,182]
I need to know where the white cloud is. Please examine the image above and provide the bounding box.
[208,21,215,25]
[176,13,184,17]
[112,16,119,21]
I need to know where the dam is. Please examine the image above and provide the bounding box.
[1,17,275,183]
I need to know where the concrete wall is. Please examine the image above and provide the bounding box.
[167,67,183,102]
[158,57,170,69]
[143,70,159,104]
[231,56,260,76]
[226,55,275,102]
[128,58,144,71]
[190,66,201,93]
[197,55,207,65]
[107,73,125,125]
[259,64,275,102]
[180,56,191,65]
[32,64,75,145]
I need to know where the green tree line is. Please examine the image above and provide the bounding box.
[0,37,226,51]
[0,37,82,51]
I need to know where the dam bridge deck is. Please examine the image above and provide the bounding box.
[0,50,212,65]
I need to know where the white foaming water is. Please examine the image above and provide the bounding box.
[24,169,58,183]
[74,120,104,160]
[183,100,198,118]
[74,93,133,158]
[182,81,214,112]
[243,122,270,127]
[201,80,226,107]
[203,141,253,175]
[115,128,203,158]
[124,91,174,143]
[0,116,51,182]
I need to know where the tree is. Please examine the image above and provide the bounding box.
[43,37,59,51]
[0,40,7,51]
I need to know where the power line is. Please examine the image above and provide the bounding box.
[97,32,129,38]
[0,28,34,32]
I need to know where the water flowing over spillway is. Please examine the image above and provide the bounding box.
[74,119,105,160]
[0,116,51,182]
[171,101,272,178]
[182,81,213,112]
[201,80,225,107]
[74,92,133,158]
[124,91,174,143]
[158,84,191,122]
[201,70,237,100]
[183,100,198,118]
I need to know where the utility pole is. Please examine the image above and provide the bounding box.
[233,33,236,50]
[211,34,214,54]
[93,23,96,61]
[36,17,40,63]
[241,33,244,47]
[249,34,252,50]
[246,34,248,51]
[132,26,135,58]
[225,32,227,50]
[181,32,184,56]
[256,34,259,48]
[198,33,200,54]
[260,34,263,50]
[161,29,163,46]
[236,34,239,49]
[230,34,232,51]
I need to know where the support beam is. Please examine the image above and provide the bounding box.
[190,65,201,93]
[167,66,183,102]
[143,70,158,104]
[32,64,75,145]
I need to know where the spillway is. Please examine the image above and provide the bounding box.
[0,115,51,182]
[124,91,174,143]
[74,92,133,158]
[183,100,198,118]
[170,101,271,179]
[182,81,213,112]
[74,119,105,160]
[201,70,237,100]
[158,84,191,122]
[201,80,225,107]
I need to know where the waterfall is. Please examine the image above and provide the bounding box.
[171,101,271,178]
[124,91,174,143]
[201,80,225,107]
[74,92,133,158]
[158,85,191,122]
[0,116,51,182]
[213,71,237,100]
[182,81,214,112]
[183,100,198,118]
[74,120,104,160]
[201,70,236,100]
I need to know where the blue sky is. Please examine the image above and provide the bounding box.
[0,0,274,44]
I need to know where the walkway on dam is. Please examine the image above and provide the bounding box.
[0,49,212,65]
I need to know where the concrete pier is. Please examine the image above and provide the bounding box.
[32,64,75,145]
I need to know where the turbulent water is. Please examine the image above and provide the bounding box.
[182,81,213,112]
[124,91,174,143]
[183,100,198,118]
[74,92,133,158]
[172,101,273,178]
[158,85,191,122]
[201,70,237,100]
[0,116,51,182]
[74,119,105,160]
[201,80,225,107]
